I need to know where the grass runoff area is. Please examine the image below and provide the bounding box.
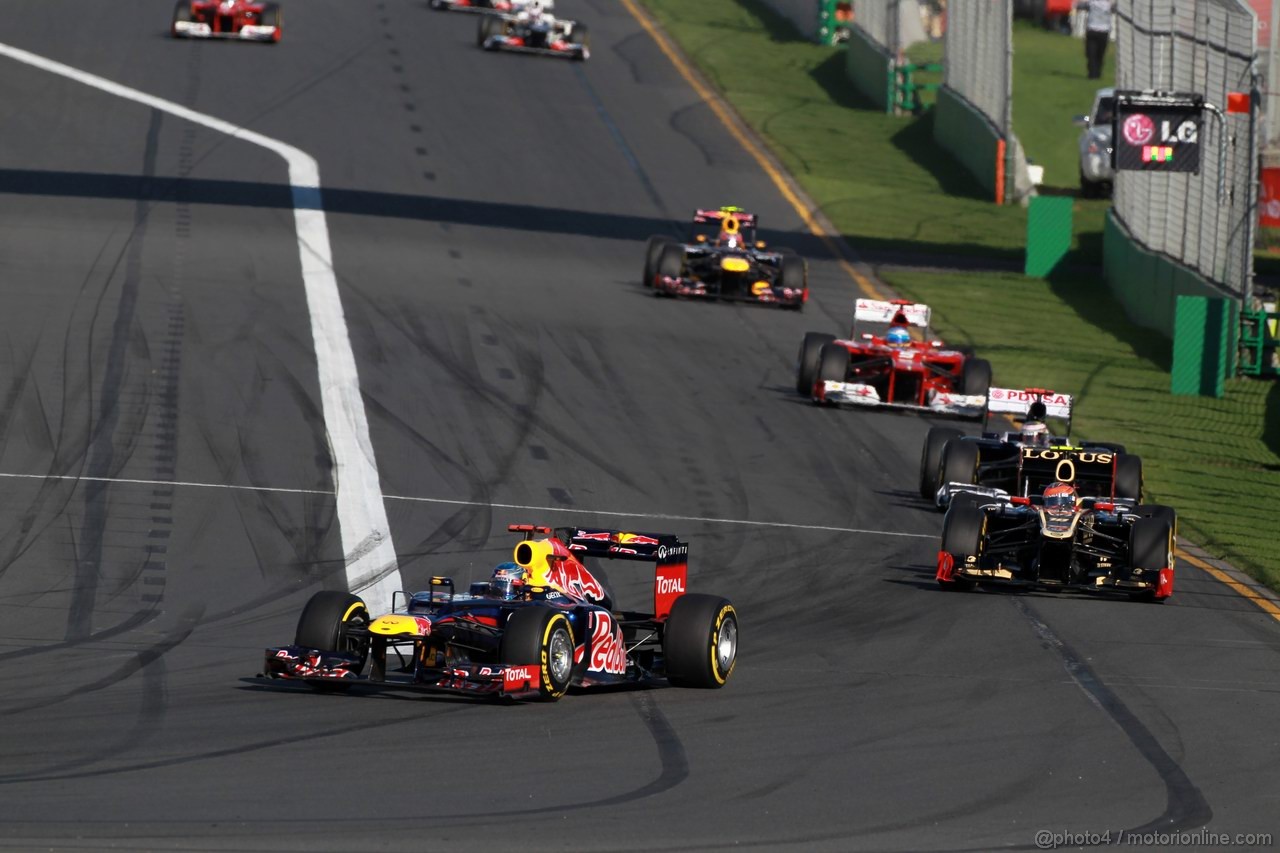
[640,0,1280,585]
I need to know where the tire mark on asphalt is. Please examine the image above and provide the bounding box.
[65,107,164,642]
[1014,597,1213,834]
[0,604,201,722]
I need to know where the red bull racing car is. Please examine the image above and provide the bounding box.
[261,525,737,702]
[796,299,991,417]
[936,482,1176,602]
[170,0,281,42]
[644,207,808,309]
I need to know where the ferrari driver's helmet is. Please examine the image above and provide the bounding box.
[885,325,911,347]
[1020,421,1050,446]
[490,563,527,600]
[1043,481,1078,511]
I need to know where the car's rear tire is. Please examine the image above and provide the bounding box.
[664,594,737,688]
[939,503,983,590]
[961,357,992,397]
[1114,454,1143,502]
[920,427,963,502]
[796,332,836,396]
[939,439,980,492]
[295,591,371,687]
[500,607,574,701]
[1089,441,1127,455]
[642,235,669,288]
[171,0,192,36]
[816,342,850,391]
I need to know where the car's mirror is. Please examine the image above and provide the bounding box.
[1072,114,1090,127]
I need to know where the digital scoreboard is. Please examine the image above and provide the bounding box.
[1112,92,1204,175]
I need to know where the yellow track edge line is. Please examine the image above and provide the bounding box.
[621,0,887,302]
[624,2,1280,623]
[1177,548,1280,622]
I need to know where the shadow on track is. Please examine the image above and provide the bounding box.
[0,167,831,257]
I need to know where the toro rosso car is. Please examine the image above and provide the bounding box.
[796,299,991,417]
[936,483,1176,602]
[171,0,281,42]
[919,387,1143,510]
[643,207,807,309]
[477,8,590,60]
[261,525,737,702]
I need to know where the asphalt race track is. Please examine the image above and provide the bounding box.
[1,2,1278,850]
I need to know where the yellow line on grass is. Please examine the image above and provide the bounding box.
[621,0,887,301]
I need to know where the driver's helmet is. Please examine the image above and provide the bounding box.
[1042,481,1078,512]
[1020,421,1050,446]
[489,563,527,600]
[885,325,911,347]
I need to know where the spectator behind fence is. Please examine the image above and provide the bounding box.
[1077,0,1113,80]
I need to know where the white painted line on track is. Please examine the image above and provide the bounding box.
[0,42,402,609]
[0,472,936,540]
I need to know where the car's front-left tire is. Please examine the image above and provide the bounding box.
[294,591,371,688]
[500,607,574,701]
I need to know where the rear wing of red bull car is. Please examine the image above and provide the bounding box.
[508,524,689,620]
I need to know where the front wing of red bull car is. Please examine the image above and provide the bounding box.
[261,525,737,701]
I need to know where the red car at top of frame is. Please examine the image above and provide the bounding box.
[171,0,282,43]
[796,299,993,419]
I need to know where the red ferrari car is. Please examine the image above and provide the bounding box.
[171,0,281,43]
[796,299,992,418]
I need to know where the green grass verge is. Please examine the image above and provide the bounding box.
[640,0,1280,583]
